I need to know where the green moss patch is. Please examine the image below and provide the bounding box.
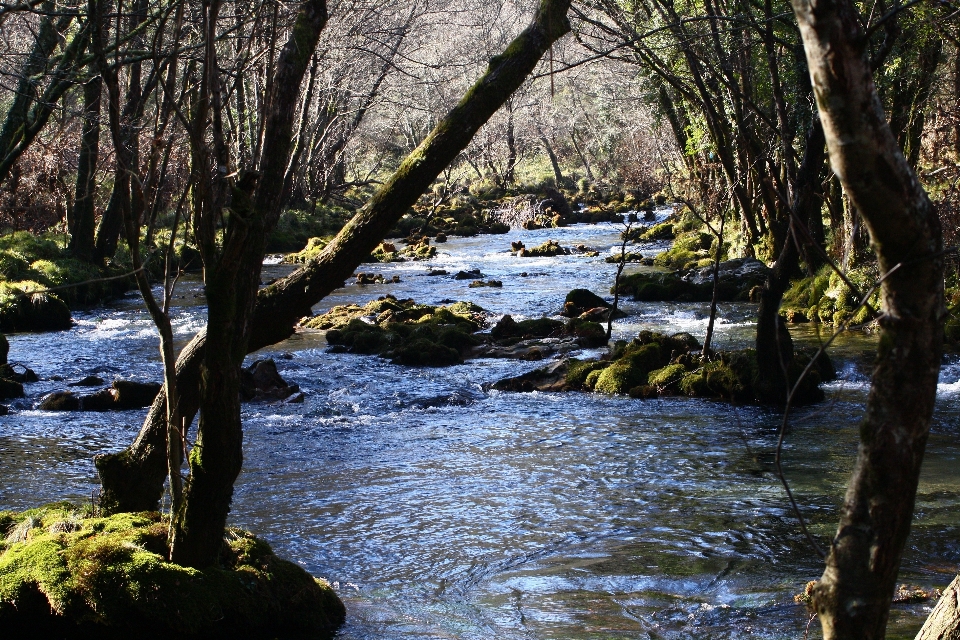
[0,503,344,639]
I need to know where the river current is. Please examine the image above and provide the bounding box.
[3,212,960,639]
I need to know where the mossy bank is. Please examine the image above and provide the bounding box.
[0,503,345,639]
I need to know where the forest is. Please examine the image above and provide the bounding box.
[0,0,959,637]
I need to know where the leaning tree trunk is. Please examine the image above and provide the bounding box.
[790,0,946,638]
[754,117,826,403]
[916,575,960,640]
[96,0,576,514]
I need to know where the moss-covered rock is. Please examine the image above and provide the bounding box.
[615,258,768,303]
[493,328,829,405]
[520,240,569,257]
[0,231,140,332]
[0,503,344,639]
[780,265,880,326]
[0,282,72,332]
[283,236,330,264]
[565,318,608,348]
[307,296,485,367]
[490,315,564,341]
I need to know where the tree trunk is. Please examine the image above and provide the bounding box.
[96,0,576,514]
[0,3,72,179]
[539,132,563,188]
[916,575,960,640]
[754,117,826,403]
[790,0,946,638]
[68,75,101,261]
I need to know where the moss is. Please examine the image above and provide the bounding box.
[594,343,661,394]
[647,363,686,390]
[639,221,675,241]
[490,315,564,341]
[310,296,486,367]
[522,240,569,257]
[564,359,610,389]
[565,318,607,348]
[283,236,330,263]
[0,504,344,638]
[584,368,603,390]
[679,371,709,396]
[653,246,702,270]
[0,281,72,332]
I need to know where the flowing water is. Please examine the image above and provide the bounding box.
[3,212,960,639]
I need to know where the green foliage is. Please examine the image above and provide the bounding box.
[267,206,353,253]
[0,504,344,638]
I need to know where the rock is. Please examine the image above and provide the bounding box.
[491,315,564,341]
[82,387,119,411]
[39,390,80,411]
[0,363,37,383]
[426,269,448,276]
[561,289,611,317]
[112,380,162,409]
[566,318,608,348]
[523,240,568,257]
[435,233,447,243]
[286,392,305,404]
[604,252,645,263]
[469,280,502,288]
[0,404,8,415]
[0,504,345,639]
[454,269,483,280]
[0,377,23,399]
[240,359,299,402]
[474,337,581,360]
[684,257,771,287]
[69,375,105,387]
[492,359,571,392]
[511,241,525,252]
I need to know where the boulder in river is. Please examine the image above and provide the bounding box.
[240,359,300,402]
[493,329,831,405]
[614,258,770,303]
[39,380,161,412]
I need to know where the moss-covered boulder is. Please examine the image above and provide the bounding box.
[493,328,830,405]
[0,231,141,332]
[305,296,486,367]
[0,503,344,639]
[520,240,569,257]
[0,283,72,332]
[780,264,880,326]
[283,236,330,264]
[615,258,768,303]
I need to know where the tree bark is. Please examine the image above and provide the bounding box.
[96,0,576,514]
[916,575,960,640]
[68,74,101,261]
[754,117,826,403]
[790,0,945,638]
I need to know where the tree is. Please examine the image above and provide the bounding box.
[96,0,576,522]
[789,0,946,637]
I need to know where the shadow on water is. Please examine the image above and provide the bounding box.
[3,218,960,639]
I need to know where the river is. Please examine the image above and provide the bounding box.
[2,213,960,639]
